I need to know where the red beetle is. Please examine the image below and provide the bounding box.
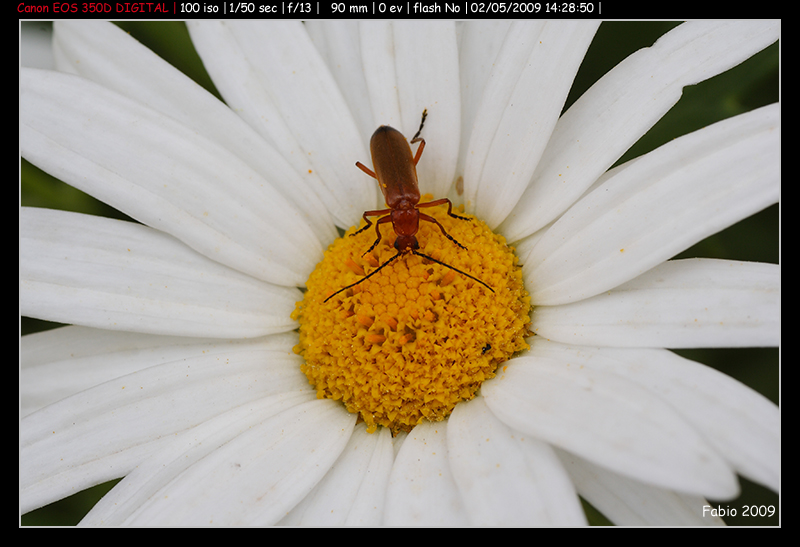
[325,111,493,303]
[353,110,468,255]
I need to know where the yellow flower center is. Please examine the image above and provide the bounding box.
[292,198,531,434]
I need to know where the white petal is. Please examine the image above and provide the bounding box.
[83,396,354,526]
[20,208,301,338]
[510,219,552,262]
[394,22,461,199]
[447,396,586,525]
[79,390,313,525]
[460,21,545,209]
[464,21,600,229]
[500,20,780,241]
[384,421,468,525]
[305,21,376,141]
[532,259,780,348]
[525,104,779,305]
[482,355,739,500]
[530,340,780,492]
[359,22,461,200]
[278,425,394,526]
[20,337,311,514]
[20,68,321,287]
[52,21,337,246]
[455,21,513,187]
[556,449,724,525]
[21,326,297,416]
[342,428,397,525]
[188,21,374,228]
[359,22,401,130]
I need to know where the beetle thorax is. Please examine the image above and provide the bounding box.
[391,206,420,237]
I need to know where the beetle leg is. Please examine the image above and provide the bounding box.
[361,215,394,256]
[417,198,470,221]
[418,212,467,250]
[352,208,392,237]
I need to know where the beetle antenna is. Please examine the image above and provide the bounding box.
[324,252,404,303]
[325,248,494,303]
[412,251,494,293]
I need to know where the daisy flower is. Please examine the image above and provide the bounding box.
[20,21,779,526]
